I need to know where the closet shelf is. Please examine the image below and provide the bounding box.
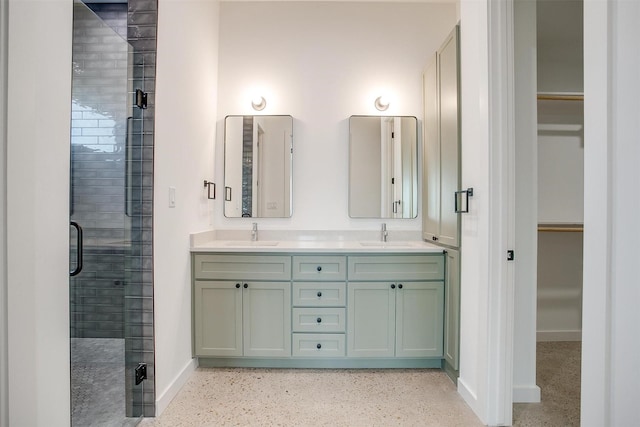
[537,124,583,132]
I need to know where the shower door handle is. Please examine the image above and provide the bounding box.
[70,221,83,277]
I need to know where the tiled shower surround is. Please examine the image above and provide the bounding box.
[70,0,157,417]
[242,116,254,216]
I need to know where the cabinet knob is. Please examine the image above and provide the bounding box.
[316,343,322,349]
[317,291,322,298]
[398,284,403,289]
[235,283,240,288]
[391,284,396,289]
[243,283,248,289]
[317,266,322,272]
[432,236,438,241]
[317,317,322,323]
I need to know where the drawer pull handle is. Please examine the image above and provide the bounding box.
[317,266,322,272]
[317,317,322,323]
[243,283,248,289]
[398,284,403,289]
[317,291,322,297]
[391,284,396,289]
[235,283,240,289]
[317,343,322,349]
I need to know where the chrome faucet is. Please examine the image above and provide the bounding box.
[381,223,388,242]
[251,222,258,241]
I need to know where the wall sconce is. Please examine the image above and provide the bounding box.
[374,96,390,111]
[251,96,267,111]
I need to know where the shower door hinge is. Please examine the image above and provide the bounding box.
[507,250,515,261]
[135,363,147,385]
[135,89,148,109]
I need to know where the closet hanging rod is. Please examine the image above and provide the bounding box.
[537,93,584,101]
[538,224,584,233]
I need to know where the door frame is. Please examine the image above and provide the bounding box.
[0,0,9,423]
[457,0,515,424]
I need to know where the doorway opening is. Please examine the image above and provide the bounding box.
[69,1,157,424]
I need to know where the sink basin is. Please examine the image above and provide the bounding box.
[359,242,415,248]
[225,241,280,247]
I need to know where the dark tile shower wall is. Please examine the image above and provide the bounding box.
[71,1,157,418]
[126,0,157,417]
[70,3,129,340]
[242,117,253,217]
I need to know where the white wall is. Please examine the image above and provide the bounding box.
[215,1,457,231]
[537,231,582,340]
[5,0,73,425]
[537,0,583,94]
[582,0,640,424]
[537,102,584,223]
[607,3,640,422]
[154,0,219,415]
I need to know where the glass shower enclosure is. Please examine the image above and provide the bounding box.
[69,2,154,425]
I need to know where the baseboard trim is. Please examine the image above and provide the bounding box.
[155,357,198,416]
[457,376,480,418]
[537,330,582,342]
[513,384,541,403]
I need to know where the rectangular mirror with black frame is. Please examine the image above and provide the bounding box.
[224,115,293,218]
[349,115,418,219]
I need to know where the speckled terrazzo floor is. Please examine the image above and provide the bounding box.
[513,341,581,426]
[143,342,581,427]
[142,369,483,427]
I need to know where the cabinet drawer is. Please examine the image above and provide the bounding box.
[348,255,444,281]
[292,282,346,307]
[193,254,291,280]
[292,308,345,333]
[292,333,346,357]
[292,256,346,281]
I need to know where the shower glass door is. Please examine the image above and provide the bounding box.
[69,2,143,425]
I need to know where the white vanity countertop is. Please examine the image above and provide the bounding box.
[190,230,445,254]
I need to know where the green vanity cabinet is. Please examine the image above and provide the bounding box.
[192,254,292,358]
[347,256,445,358]
[192,251,446,367]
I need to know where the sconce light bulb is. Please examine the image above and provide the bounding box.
[251,96,266,111]
[375,95,390,111]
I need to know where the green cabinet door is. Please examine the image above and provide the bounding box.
[194,280,242,357]
[395,281,444,358]
[347,282,396,357]
[243,281,291,357]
